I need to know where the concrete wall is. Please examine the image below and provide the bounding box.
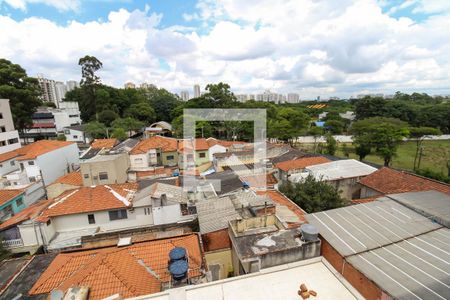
[64,128,91,144]
[161,151,178,166]
[359,185,383,199]
[22,181,45,206]
[0,99,15,132]
[205,249,233,280]
[47,183,79,199]
[51,206,153,232]
[260,240,321,270]
[81,153,129,186]
[130,151,178,170]
[36,143,79,185]
[329,177,365,201]
[152,204,182,225]
[0,157,20,177]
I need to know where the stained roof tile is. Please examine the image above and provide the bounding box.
[0,140,75,162]
[54,171,83,186]
[275,156,331,172]
[91,139,118,149]
[0,189,24,207]
[0,199,53,230]
[130,136,178,154]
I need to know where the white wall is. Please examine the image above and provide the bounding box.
[23,182,45,206]
[209,145,227,162]
[130,153,149,170]
[18,223,42,247]
[52,206,154,232]
[36,143,79,185]
[152,204,182,225]
[0,130,21,154]
[0,157,19,176]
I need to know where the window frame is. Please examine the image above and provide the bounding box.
[99,172,108,181]
[88,214,96,224]
[109,209,128,221]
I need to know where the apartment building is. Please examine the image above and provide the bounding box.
[0,99,21,154]
[80,153,130,186]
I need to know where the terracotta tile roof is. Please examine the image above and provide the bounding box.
[40,183,138,218]
[29,234,203,300]
[205,138,247,148]
[275,156,331,172]
[1,140,75,161]
[136,168,173,179]
[359,167,450,196]
[256,190,306,226]
[91,139,118,149]
[178,138,209,152]
[0,199,53,230]
[0,151,20,163]
[202,229,231,252]
[240,173,278,189]
[0,189,24,207]
[54,172,83,186]
[130,136,178,154]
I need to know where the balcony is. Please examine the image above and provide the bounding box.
[2,238,23,249]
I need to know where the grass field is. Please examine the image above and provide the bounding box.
[295,140,450,175]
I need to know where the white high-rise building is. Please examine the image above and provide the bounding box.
[193,84,201,98]
[287,93,300,103]
[37,75,58,106]
[55,81,67,103]
[0,99,21,154]
[66,80,79,91]
[180,91,190,101]
[236,94,248,102]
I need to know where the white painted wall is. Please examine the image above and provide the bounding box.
[130,153,149,170]
[0,157,19,176]
[0,130,21,154]
[152,204,182,225]
[36,143,79,185]
[64,128,91,143]
[22,182,45,206]
[209,144,227,162]
[52,206,154,232]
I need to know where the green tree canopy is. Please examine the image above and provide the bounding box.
[325,133,337,155]
[125,102,155,124]
[111,127,128,141]
[112,117,144,135]
[409,127,441,170]
[85,121,108,139]
[98,109,119,127]
[0,59,42,131]
[279,175,347,213]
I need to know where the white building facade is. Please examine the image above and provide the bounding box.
[0,99,21,154]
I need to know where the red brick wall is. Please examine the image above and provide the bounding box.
[202,229,231,252]
[321,238,383,300]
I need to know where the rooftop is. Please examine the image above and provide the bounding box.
[290,159,377,182]
[64,124,85,131]
[178,138,209,152]
[39,183,138,218]
[275,156,331,172]
[0,199,52,230]
[256,190,306,227]
[130,136,178,154]
[306,191,450,300]
[1,140,75,162]
[53,171,82,186]
[202,170,243,195]
[0,189,24,207]
[131,257,363,300]
[269,148,307,164]
[90,138,118,149]
[359,167,450,196]
[29,234,203,300]
[79,147,101,160]
[196,196,241,234]
[81,152,126,163]
[205,137,247,148]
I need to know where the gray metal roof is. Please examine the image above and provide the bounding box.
[196,197,241,234]
[306,197,441,257]
[347,228,450,300]
[387,190,450,228]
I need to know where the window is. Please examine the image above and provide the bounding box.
[199,152,206,158]
[109,209,127,221]
[8,138,18,144]
[134,158,143,162]
[84,174,89,179]
[10,160,15,166]
[0,164,2,168]
[16,198,24,206]
[0,113,3,119]
[166,155,174,160]
[29,176,36,182]
[20,163,24,170]
[99,172,108,180]
[28,161,35,166]
[0,141,6,146]
[88,214,96,224]
[144,207,151,215]
[73,135,78,139]
[0,126,5,132]
[46,219,51,226]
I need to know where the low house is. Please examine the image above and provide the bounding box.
[289,159,377,200]
[357,167,450,200]
[29,233,205,300]
[0,189,25,221]
[275,156,330,181]
[206,138,247,162]
[129,135,179,169]
[80,153,130,186]
[228,214,320,276]
[306,190,450,300]
[0,198,53,254]
[46,171,83,198]
[178,138,210,169]
[144,121,172,137]
[63,124,91,144]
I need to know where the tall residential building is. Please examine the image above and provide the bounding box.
[37,74,57,106]
[180,91,190,101]
[66,80,79,91]
[54,81,67,103]
[287,93,300,103]
[124,82,136,89]
[193,84,201,98]
[0,99,21,154]
[140,82,156,89]
[236,94,248,102]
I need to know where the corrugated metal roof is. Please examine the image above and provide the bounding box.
[196,197,241,234]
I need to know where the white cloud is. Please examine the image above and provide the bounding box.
[1,1,450,98]
[2,0,80,11]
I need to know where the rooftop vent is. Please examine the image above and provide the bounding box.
[300,224,319,242]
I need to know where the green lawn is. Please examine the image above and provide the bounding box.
[295,140,450,175]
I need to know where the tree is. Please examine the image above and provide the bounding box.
[325,119,344,134]
[112,117,144,136]
[325,133,337,155]
[85,121,108,139]
[409,127,441,170]
[279,175,347,213]
[98,110,119,127]
[57,134,67,141]
[341,143,350,158]
[111,127,127,141]
[354,96,387,120]
[351,117,409,166]
[78,55,103,120]
[203,82,236,107]
[125,102,155,124]
[308,126,323,153]
[0,59,42,131]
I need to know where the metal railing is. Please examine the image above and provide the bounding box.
[2,238,23,248]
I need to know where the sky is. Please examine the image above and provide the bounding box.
[1,0,450,99]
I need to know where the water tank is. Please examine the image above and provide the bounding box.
[169,247,187,262]
[169,259,189,281]
[301,224,319,241]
